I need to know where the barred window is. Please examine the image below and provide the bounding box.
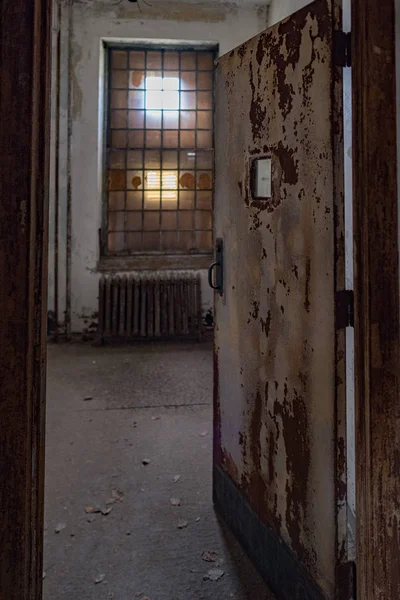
[105,47,215,254]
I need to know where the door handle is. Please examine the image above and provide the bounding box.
[208,238,223,296]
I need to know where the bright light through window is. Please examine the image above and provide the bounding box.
[146,76,180,110]
[146,170,178,205]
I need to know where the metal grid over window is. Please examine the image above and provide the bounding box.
[105,47,215,254]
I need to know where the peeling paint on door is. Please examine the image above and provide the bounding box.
[213,0,346,597]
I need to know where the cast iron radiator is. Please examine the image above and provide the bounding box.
[98,273,202,340]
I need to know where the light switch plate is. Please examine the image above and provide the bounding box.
[252,157,272,199]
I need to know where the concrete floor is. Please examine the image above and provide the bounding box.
[44,342,275,600]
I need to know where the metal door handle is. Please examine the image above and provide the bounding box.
[208,239,223,296]
[208,262,219,289]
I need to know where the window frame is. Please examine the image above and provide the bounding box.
[100,42,218,266]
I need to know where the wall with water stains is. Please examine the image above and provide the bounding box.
[48,0,268,333]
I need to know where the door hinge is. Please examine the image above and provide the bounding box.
[336,561,356,600]
[336,290,354,329]
[334,31,352,68]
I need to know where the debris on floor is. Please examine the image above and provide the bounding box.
[204,568,225,582]
[54,523,66,534]
[173,474,181,483]
[177,519,189,529]
[83,396,93,401]
[170,498,181,506]
[142,458,151,466]
[202,550,219,563]
[94,574,105,584]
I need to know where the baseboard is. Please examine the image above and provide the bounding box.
[213,465,328,600]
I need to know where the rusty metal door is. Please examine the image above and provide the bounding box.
[212,2,348,599]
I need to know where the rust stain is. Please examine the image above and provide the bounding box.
[273,141,299,185]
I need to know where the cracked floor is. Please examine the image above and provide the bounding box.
[44,342,275,600]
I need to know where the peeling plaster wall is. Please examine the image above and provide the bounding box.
[48,0,269,333]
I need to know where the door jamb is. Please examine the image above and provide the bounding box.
[352,0,400,597]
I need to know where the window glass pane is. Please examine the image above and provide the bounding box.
[128,110,144,129]
[181,92,196,110]
[161,212,177,230]
[129,51,145,69]
[128,91,145,109]
[196,191,212,210]
[146,71,163,88]
[126,191,143,210]
[127,170,143,190]
[162,151,178,169]
[111,110,127,129]
[180,111,196,129]
[197,91,212,110]
[147,51,162,69]
[179,150,196,169]
[126,212,143,231]
[180,72,196,91]
[178,211,194,230]
[112,50,127,69]
[197,111,212,130]
[197,171,213,190]
[144,150,161,168]
[108,191,125,211]
[144,212,160,231]
[180,191,195,209]
[143,231,160,250]
[108,232,125,251]
[196,230,212,251]
[146,130,162,148]
[127,150,143,169]
[112,91,128,109]
[146,111,162,129]
[146,90,163,110]
[144,170,161,190]
[108,170,125,190]
[163,75,180,90]
[178,231,195,251]
[195,210,212,230]
[129,70,145,89]
[181,52,196,70]
[198,72,213,90]
[197,130,212,148]
[163,91,179,110]
[111,130,127,148]
[161,231,178,250]
[112,70,128,89]
[144,191,160,210]
[108,211,125,231]
[108,150,125,169]
[197,52,214,70]
[179,171,196,190]
[164,52,179,70]
[180,131,195,148]
[163,131,179,148]
[126,232,143,250]
[128,130,144,148]
[196,150,213,169]
[163,111,179,129]
[161,193,178,210]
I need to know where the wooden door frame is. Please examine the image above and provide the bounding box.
[0,0,399,599]
[352,0,400,597]
[0,0,52,599]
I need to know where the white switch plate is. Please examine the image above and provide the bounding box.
[254,157,272,198]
